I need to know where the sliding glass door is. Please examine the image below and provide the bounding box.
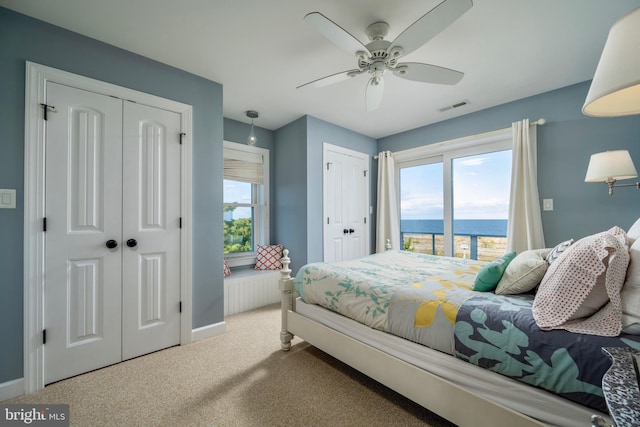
[400,161,444,255]
[397,132,512,260]
[451,150,511,260]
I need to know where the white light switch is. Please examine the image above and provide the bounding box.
[543,198,553,211]
[0,189,16,209]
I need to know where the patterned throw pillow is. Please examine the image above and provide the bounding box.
[223,259,231,277]
[546,239,574,264]
[255,244,284,270]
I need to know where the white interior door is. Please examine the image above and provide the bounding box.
[323,144,369,262]
[44,83,181,384]
[44,82,124,384]
[121,101,181,360]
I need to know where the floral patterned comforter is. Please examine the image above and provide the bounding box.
[294,250,640,412]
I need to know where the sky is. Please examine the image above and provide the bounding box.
[400,149,511,220]
[224,180,252,219]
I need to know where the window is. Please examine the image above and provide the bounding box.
[223,141,269,267]
[396,129,512,261]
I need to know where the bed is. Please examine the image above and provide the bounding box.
[278,224,640,427]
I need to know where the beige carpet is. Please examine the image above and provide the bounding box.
[7,304,455,426]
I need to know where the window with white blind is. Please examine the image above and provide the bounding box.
[223,141,269,267]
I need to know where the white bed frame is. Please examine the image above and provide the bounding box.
[278,249,609,427]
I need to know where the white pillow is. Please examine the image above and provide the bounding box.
[627,218,640,246]
[621,238,640,333]
[495,249,550,295]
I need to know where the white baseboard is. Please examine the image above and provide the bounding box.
[0,377,25,402]
[191,320,226,342]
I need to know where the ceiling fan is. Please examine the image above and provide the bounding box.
[297,0,473,111]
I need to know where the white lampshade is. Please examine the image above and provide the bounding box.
[585,150,638,182]
[583,7,640,116]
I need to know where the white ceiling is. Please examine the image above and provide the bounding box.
[2,0,639,138]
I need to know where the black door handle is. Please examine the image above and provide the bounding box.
[106,239,118,249]
[349,228,355,234]
[343,229,349,234]
[126,239,137,248]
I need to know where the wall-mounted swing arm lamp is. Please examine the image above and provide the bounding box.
[585,150,639,195]
[246,110,259,146]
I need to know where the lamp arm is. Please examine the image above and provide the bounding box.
[612,182,640,189]
[606,179,640,196]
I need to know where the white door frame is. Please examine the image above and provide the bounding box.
[322,143,370,261]
[23,61,193,393]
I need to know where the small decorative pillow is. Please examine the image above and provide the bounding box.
[473,251,517,292]
[255,244,284,270]
[495,249,551,295]
[546,239,574,265]
[223,259,231,277]
[532,226,629,336]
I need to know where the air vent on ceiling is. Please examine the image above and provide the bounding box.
[438,100,469,113]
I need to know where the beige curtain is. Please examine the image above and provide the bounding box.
[507,119,546,252]
[376,151,400,252]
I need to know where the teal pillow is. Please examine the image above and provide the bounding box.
[473,251,517,292]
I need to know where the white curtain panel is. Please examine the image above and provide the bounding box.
[507,119,546,252]
[376,151,400,252]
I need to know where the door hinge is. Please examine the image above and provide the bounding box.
[43,217,47,232]
[327,217,330,225]
[364,170,367,177]
[179,217,182,229]
[179,301,182,313]
[40,103,56,121]
[364,217,367,224]
[326,162,331,170]
[42,329,47,345]
[179,132,185,145]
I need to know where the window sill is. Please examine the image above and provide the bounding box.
[225,253,256,268]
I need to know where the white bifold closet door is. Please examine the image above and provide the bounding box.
[323,145,369,262]
[44,82,181,384]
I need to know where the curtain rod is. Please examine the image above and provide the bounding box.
[374,118,546,159]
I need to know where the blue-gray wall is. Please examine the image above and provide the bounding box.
[0,7,224,384]
[274,117,309,273]
[379,82,640,246]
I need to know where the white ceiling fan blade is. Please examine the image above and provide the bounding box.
[297,69,362,90]
[387,0,473,59]
[305,12,369,57]
[393,62,463,85]
[366,77,385,111]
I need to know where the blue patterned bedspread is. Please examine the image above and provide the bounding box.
[295,250,640,413]
[454,292,640,413]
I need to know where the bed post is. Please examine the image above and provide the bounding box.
[279,249,294,351]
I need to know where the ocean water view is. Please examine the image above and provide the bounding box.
[401,219,508,237]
